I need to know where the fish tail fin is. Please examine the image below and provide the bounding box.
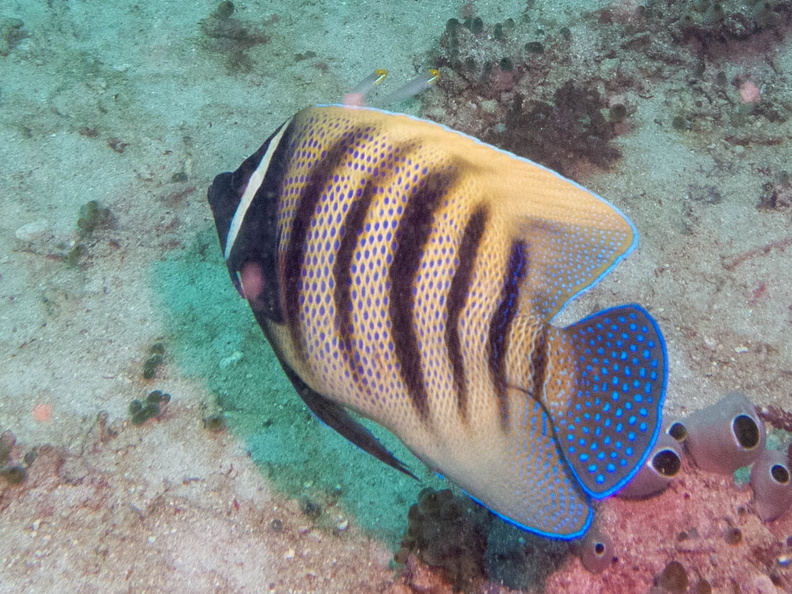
[545,304,667,498]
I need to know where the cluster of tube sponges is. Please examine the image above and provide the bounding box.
[579,390,792,573]
[682,391,792,523]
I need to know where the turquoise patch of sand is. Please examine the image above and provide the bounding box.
[152,227,440,547]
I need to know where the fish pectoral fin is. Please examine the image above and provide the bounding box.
[281,365,418,480]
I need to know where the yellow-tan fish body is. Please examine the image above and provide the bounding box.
[208,105,667,538]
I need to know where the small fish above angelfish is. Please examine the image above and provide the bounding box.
[207,73,668,539]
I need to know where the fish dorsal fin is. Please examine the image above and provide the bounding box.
[509,203,635,322]
[280,365,417,480]
[467,145,637,323]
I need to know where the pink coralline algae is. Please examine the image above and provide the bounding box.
[740,80,762,103]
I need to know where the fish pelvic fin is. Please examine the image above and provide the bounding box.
[280,364,418,481]
[541,304,668,498]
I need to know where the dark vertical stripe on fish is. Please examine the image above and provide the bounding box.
[445,205,489,422]
[334,179,379,383]
[488,240,527,429]
[334,145,406,386]
[389,170,456,423]
[284,130,362,354]
[530,326,548,403]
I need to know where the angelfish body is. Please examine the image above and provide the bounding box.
[208,105,667,539]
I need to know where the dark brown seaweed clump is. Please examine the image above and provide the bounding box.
[77,200,112,236]
[395,488,490,592]
[0,17,27,56]
[424,1,791,181]
[490,81,621,175]
[661,0,792,56]
[427,11,624,176]
[142,342,166,379]
[199,1,270,74]
[129,390,171,426]
[0,430,35,486]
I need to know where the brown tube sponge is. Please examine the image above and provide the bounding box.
[617,430,682,499]
[683,391,765,474]
[750,448,792,522]
[579,528,614,574]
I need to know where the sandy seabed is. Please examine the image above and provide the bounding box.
[1,0,791,592]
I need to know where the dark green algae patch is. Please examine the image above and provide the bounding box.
[151,227,440,548]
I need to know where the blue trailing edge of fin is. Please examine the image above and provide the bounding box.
[463,489,593,540]
[556,304,668,499]
[433,475,593,539]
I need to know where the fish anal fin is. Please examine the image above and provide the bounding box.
[281,365,418,480]
[543,304,668,498]
[443,388,592,539]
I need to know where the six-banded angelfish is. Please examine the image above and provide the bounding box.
[207,71,668,539]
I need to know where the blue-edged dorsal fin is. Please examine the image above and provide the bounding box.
[508,195,636,323]
[541,304,667,498]
[280,365,418,480]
